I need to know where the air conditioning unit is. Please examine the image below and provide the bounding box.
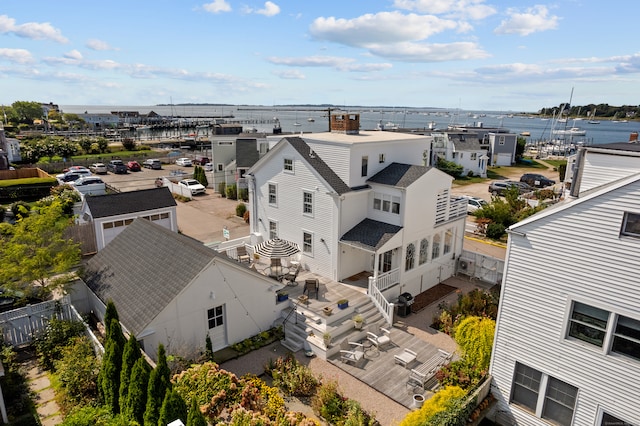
[458,257,474,273]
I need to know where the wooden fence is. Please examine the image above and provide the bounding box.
[65,222,98,256]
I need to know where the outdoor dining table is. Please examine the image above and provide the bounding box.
[263,265,289,281]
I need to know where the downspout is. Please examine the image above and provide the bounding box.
[247,173,258,234]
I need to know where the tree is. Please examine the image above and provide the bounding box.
[11,101,43,124]
[0,200,81,299]
[435,157,464,179]
[186,396,207,426]
[158,389,188,426]
[100,318,126,414]
[454,316,496,371]
[123,357,151,424]
[144,344,171,426]
[103,300,120,337]
[119,334,142,410]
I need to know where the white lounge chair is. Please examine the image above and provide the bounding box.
[367,324,392,350]
[340,340,365,366]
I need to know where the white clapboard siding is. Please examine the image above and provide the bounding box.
[490,177,640,426]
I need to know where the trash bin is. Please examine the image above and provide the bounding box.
[397,292,414,317]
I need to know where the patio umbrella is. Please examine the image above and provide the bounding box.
[254,237,300,259]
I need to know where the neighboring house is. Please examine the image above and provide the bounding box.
[75,218,285,361]
[486,132,518,166]
[488,146,640,426]
[77,112,120,129]
[77,187,178,251]
[0,125,21,163]
[247,114,467,322]
[209,134,268,190]
[431,131,489,177]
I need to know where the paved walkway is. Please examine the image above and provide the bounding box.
[24,357,63,425]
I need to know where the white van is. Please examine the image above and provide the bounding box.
[143,159,162,170]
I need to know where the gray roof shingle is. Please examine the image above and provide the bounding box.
[86,187,177,218]
[367,162,431,188]
[83,218,216,335]
[284,137,352,195]
[341,218,403,251]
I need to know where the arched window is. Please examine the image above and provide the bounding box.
[444,229,453,255]
[419,238,429,265]
[405,243,415,271]
[432,234,441,259]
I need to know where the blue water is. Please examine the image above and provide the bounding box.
[61,105,639,146]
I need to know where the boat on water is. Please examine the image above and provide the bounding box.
[552,127,587,136]
[520,131,531,137]
[293,122,302,127]
[307,117,315,122]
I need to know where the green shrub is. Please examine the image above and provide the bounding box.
[436,359,487,390]
[33,318,86,370]
[10,200,31,219]
[235,203,246,217]
[433,288,499,333]
[399,386,466,426]
[311,380,376,426]
[264,354,318,397]
[486,222,506,239]
[217,182,226,196]
[455,316,495,371]
[53,336,100,412]
[226,184,237,200]
[238,188,248,201]
[121,138,136,151]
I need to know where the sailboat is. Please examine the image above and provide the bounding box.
[588,108,600,124]
[293,112,301,127]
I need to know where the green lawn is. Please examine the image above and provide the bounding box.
[454,160,551,185]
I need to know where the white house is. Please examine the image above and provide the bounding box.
[488,146,640,426]
[77,187,178,251]
[431,131,489,177]
[247,114,467,321]
[74,218,289,361]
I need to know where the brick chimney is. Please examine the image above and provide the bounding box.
[330,114,360,134]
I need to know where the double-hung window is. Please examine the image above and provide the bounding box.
[303,191,313,215]
[268,183,277,206]
[510,362,578,426]
[283,158,293,172]
[269,220,277,240]
[568,301,609,347]
[303,231,313,254]
[361,156,368,177]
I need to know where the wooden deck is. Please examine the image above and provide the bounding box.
[327,327,447,409]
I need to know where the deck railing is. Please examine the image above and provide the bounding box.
[373,268,400,291]
[368,277,394,325]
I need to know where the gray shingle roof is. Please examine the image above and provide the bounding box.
[367,162,431,188]
[284,137,352,195]
[236,138,260,168]
[341,218,403,251]
[590,143,640,152]
[83,218,216,335]
[86,187,176,219]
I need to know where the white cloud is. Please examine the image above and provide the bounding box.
[267,55,392,73]
[309,11,460,47]
[202,0,232,14]
[86,39,118,51]
[0,14,68,43]
[369,41,489,62]
[64,50,83,60]
[273,69,305,79]
[494,5,559,36]
[0,48,34,64]
[393,0,496,20]
[249,2,281,17]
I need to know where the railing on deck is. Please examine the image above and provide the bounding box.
[374,268,400,292]
[449,197,468,219]
[368,277,394,325]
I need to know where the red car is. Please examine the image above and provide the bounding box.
[127,161,141,172]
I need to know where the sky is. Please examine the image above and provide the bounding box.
[1,0,639,112]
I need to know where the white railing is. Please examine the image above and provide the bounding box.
[374,268,400,292]
[0,296,73,347]
[449,197,468,219]
[368,277,394,325]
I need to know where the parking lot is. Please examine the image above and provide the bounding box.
[98,163,250,245]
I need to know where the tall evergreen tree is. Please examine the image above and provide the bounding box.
[100,318,126,414]
[119,334,142,410]
[144,344,171,426]
[103,300,119,336]
[158,389,187,426]
[123,357,151,425]
[186,396,207,426]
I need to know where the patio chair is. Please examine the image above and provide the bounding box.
[303,278,319,299]
[367,324,392,350]
[339,339,365,366]
[236,245,250,263]
[394,348,417,368]
[282,263,301,286]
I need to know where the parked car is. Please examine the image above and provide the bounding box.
[56,169,92,184]
[143,159,162,170]
[193,157,210,166]
[488,180,533,196]
[69,176,106,196]
[62,165,89,173]
[175,157,193,167]
[89,163,107,174]
[178,179,206,195]
[107,159,127,174]
[519,173,556,188]
[127,161,141,172]
[461,196,488,214]
[203,163,214,172]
